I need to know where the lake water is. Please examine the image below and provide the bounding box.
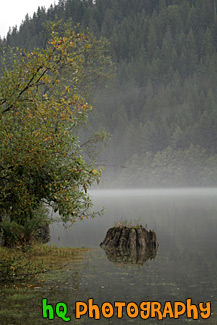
[49,188,217,323]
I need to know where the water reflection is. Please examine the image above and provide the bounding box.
[50,188,217,248]
[101,243,158,265]
[49,188,217,323]
[100,225,159,265]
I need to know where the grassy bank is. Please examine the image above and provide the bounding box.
[0,245,89,324]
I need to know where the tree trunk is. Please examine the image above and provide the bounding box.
[100,226,158,265]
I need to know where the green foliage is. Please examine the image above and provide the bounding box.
[117,145,217,187]
[0,248,44,282]
[2,0,217,187]
[114,216,143,228]
[0,205,49,247]
[0,244,88,283]
[0,21,113,245]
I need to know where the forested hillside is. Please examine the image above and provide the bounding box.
[2,0,217,187]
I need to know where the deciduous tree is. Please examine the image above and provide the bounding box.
[0,22,113,246]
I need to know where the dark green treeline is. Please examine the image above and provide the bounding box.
[1,0,217,187]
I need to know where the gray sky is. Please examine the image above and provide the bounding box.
[0,0,56,38]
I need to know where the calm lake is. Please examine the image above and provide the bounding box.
[49,188,217,324]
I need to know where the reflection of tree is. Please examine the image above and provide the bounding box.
[100,226,158,265]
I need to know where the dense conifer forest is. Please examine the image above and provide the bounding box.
[1,0,217,187]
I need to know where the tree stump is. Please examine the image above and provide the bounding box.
[100,226,158,265]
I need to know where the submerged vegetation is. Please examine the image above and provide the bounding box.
[0,244,88,324]
[0,11,112,323]
[0,244,88,283]
[0,1,217,321]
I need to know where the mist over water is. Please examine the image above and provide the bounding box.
[49,188,217,323]
[50,187,217,247]
[3,1,217,322]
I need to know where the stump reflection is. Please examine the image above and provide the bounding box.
[100,226,158,265]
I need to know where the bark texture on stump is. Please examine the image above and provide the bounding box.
[100,226,158,265]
